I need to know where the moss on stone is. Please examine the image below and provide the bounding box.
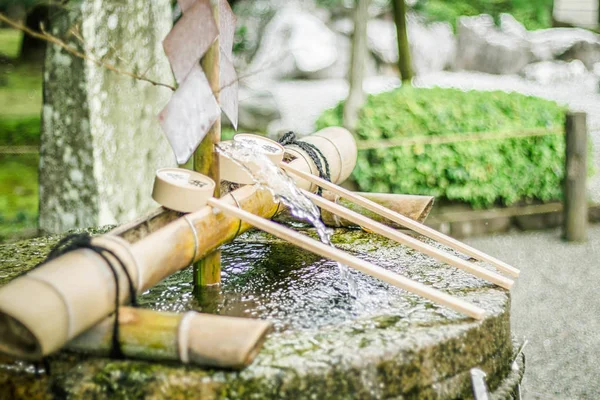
[0,227,516,399]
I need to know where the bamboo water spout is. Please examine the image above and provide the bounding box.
[0,127,357,360]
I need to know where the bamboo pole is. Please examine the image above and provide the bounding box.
[66,307,271,369]
[302,190,513,289]
[392,0,413,82]
[206,198,485,320]
[194,0,222,288]
[281,163,520,278]
[0,128,357,360]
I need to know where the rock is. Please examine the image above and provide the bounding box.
[499,13,528,40]
[39,0,176,233]
[367,16,455,75]
[367,18,397,64]
[244,5,338,81]
[558,40,600,70]
[331,17,354,36]
[521,60,587,84]
[409,16,456,74]
[307,33,378,80]
[528,28,600,62]
[455,14,532,74]
[455,14,531,74]
[237,86,281,132]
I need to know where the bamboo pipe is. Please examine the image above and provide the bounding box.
[66,307,271,369]
[281,163,520,278]
[205,198,485,320]
[0,128,356,360]
[302,190,513,289]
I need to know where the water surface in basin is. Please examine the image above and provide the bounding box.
[137,233,463,332]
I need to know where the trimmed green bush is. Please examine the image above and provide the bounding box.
[414,0,554,31]
[316,87,567,208]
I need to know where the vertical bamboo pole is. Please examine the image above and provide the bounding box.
[392,0,413,83]
[193,0,221,288]
[343,0,369,131]
[563,111,588,242]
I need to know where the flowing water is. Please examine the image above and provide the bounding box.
[216,139,358,296]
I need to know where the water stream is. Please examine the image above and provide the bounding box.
[216,138,358,296]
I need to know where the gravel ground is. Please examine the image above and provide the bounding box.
[465,227,600,399]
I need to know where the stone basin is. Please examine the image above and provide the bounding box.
[0,227,522,399]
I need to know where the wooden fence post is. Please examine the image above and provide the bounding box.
[563,111,588,242]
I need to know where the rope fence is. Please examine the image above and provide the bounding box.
[0,146,39,155]
[355,126,565,150]
[1,123,599,155]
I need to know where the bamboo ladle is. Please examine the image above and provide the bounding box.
[302,189,513,289]
[281,163,520,278]
[152,168,485,320]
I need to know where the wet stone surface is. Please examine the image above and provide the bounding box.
[0,227,515,399]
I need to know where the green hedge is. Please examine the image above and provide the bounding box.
[414,0,554,31]
[316,87,567,208]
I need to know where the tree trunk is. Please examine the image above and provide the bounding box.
[19,5,59,63]
[343,0,370,131]
[392,0,413,83]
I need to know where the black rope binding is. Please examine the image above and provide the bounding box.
[33,233,138,361]
[278,131,331,195]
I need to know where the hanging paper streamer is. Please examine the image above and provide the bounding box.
[159,0,239,163]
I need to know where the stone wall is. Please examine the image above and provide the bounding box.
[39,0,176,233]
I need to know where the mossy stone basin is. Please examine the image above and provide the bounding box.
[0,227,520,399]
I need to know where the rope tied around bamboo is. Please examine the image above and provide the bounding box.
[23,233,140,360]
[278,131,332,195]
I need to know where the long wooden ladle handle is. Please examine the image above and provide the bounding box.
[302,190,513,290]
[281,163,520,278]
[206,198,485,320]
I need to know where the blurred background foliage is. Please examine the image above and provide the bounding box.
[313,0,554,30]
[0,23,42,242]
[413,0,554,30]
[0,0,559,241]
[316,87,567,208]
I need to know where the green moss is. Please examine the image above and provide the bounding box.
[317,86,568,208]
[91,362,159,400]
